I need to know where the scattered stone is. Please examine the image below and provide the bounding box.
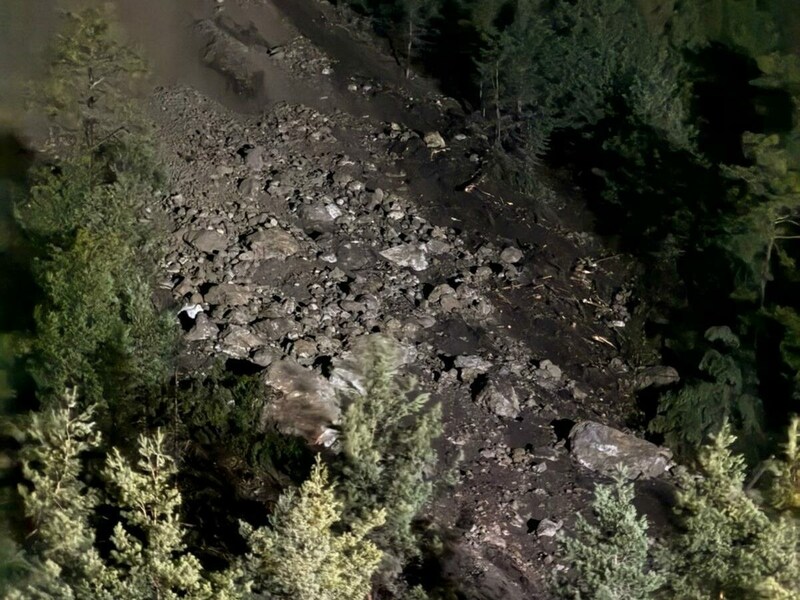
[203,283,253,307]
[242,145,265,170]
[185,229,227,254]
[475,379,521,419]
[536,518,563,538]
[500,246,524,264]
[538,360,563,380]
[569,421,673,479]
[238,176,260,197]
[633,366,680,391]
[251,348,275,367]
[245,229,300,260]
[184,313,219,342]
[380,243,429,271]
[220,325,264,359]
[423,131,446,149]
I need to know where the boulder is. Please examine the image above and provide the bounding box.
[185,229,228,254]
[569,421,673,479]
[220,325,265,359]
[262,358,340,443]
[475,379,521,419]
[423,131,446,149]
[245,229,300,260]
[184,313,219,342]
[380,243,429,271]
[203,283,253,307]
[500,246,524,264]
[633,366,680,391]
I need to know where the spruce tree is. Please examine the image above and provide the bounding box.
[662,422,799,599]
[555,471,665,600]
[241,455,384,600]
[337,335,442,573]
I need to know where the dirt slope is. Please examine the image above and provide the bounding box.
[130,0,671,596]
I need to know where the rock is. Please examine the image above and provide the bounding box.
[500,246,524,264]
[439,295,461,313]
[423,131,446,149]
[203,283,253,307]
[184,313,219,342]
[634,366,680,391]
[292,338,318,359]
[335,241,373,271]
[475,379,521,419]
[262,358,340,442]
[380,244,429,271]
[538,360,563,380]
[245,229,300,260]
[185,229,228,254]
[252,317,302,342]
[299,202,342,224]
[178,303,204,319]
[428,283,456,303]
[569,421,673,479]
[454,355,493,372]
[536,518,563,538]
[242,146,265,170]
[238,176,260,197]
[251,348,275,367]
[220,325,265,359]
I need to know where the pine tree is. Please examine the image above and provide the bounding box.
[767,415,800,512]
[241,455,384,600]
[555,470,665,600]
[650,326,763,459]
[336,335,442,573]
[6,392,243,599]
[662,422,799,599]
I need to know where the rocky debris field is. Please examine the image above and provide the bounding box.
[145,0,681,596]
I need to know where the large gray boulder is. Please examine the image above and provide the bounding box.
[633,366,680,391]
[569,421,672,479]
[261,358,340,445]
[243,229,300,261]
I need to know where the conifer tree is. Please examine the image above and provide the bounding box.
[242,455,384,600]
[650,326,763,459]
[337,335,442,573]
[662,422,799,599]
[555,471,665,600]
[7,392,243,599]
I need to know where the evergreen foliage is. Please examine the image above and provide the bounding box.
[7,391,242,599]
[465,0,694,157]
[7,397,386,600]
[32,5,149,157]
[29,229,172,413]
[337,335,442,572]
[14,6,173,417]
[650,326,763,458]
[242,455,384,600]
[662,422,799,599]
[767,415,800,511]
[555,471,664,600]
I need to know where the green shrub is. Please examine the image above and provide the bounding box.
[29,229,173,415]
[650,326,763,459]
[242,455,385,600]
